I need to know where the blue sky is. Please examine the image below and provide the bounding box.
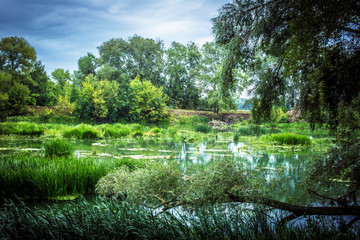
[0,0,229,75]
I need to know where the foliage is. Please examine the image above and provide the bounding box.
[55,93,75,115]
[39,108,54,123]
[307,141,360,196]
[165,42,201,109]
[0,122,44,136]
[212,0,360,130]
[51,68,71,92]
[44,138,73,158]
[194,124,212,133]
[1,198,358,240]
[0,152,146,199]
[8,82,30,115]
[98,35,165,87]
[129,78,168,122]
[102,123,131,138]
[62,124,101,139]
[264,133,312,146]
[96,159,261,205]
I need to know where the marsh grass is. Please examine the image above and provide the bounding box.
[194,124,213,133]
[0,197,358,240]
[62,124,101,139]
[44,138,73,158]
[102,123,131,138]
[264,133,312,146]
[234,125,279,142]
[0,122,44,136]
[0,152,146,200]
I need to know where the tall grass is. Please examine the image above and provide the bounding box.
[62,124,101,139]
[44,138,73,158]
[194,124,213,133]
[0,152,146,200]
[265,132,312,146]
[0,122,44,136]
[0,198,357,240]
[101,123,131,138]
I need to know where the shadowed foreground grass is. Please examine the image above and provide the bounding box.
[0,197,358,240]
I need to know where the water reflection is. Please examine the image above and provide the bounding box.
[0,137,316,201]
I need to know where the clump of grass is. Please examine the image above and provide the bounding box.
[194,124,213,133]
[266,132,311,146]
[0,122,44,136]
[44,138,73,158]
[0,152,146,200]
[62,124,101,139]
[103,123,131,138]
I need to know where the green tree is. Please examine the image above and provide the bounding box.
[98,35,165,87]
[8,83,30,115]
[211,0,360,221]
[165,42,201,109]
[51,68,71,93]
[212,0,360,129]
[129,78,168,122]
[74,52,98,84]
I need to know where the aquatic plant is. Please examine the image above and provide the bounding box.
[194,124,213,133]
[103,123,131,138]
[0,152,146,199]
[267,132,312,146]
[0,122,44,136]
[62,124,101,139]
[0,197,357,240]
[44,138,73,158]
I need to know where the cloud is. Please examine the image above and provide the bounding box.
[0,0,229,74]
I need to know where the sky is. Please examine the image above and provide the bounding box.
[0,0,229,75]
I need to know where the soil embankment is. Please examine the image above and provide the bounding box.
[168,110,250,123]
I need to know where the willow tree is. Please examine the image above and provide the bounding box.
[211,0,360,226]
[212,0,360,129]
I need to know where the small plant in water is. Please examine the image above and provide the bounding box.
[44,138,73,158]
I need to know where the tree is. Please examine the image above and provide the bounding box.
[165,42,201,109]
[51,68,71,93]
[212,0,360,129]
[0,36,38,115]
[74,52,98,84]
[0,36,36,73]
[98,35,165,87]
[211,0,360,223]
[129,78,168,122]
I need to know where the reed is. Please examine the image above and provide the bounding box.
[62,124,101,139]
[0,122,44,136]
[0,152,146,200]
[0,197,357,240]
[44,138,73,158]
[102,123,131,138]
[268,132,312,146]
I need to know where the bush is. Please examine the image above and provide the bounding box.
[44,138,73,158]
[62,124,101,139]
[268,132,311,146]
[234,125,279,142]
[39,108,54,123]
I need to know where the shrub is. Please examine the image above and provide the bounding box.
[44,138,73,158]
[39,108,54,123]
[194,124,212,133]
[268,132,311,145]
[62,124,101,139]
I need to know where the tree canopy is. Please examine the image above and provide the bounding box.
[212,0,360,129]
